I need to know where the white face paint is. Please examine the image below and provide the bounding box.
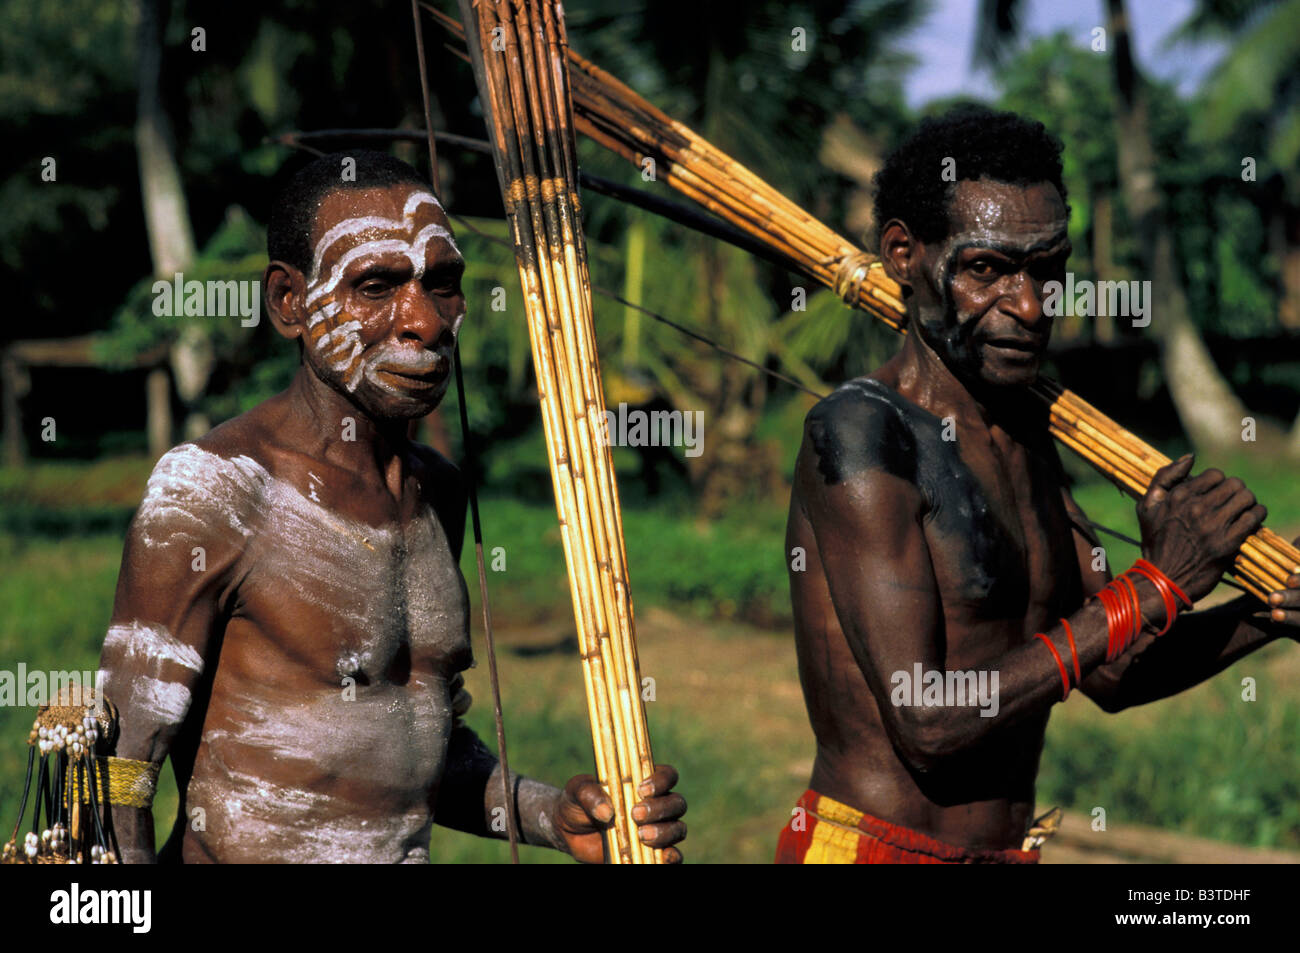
[302,191,462,394]
[306,191,456,287]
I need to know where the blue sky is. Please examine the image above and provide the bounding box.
[899,0,1227,108]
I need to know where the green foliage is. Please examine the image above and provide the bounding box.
[0,0,138,327]
[99,206,268,368]
[991,30,1281,341]
[1040,651,1300,849]
[1179,0,1300,200]
[462,492,791,626]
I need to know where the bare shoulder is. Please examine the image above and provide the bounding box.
[134,406,281,549]
[801,376,920,488]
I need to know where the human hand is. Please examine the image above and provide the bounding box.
[1264,535,1300,636]
[553,764,686,863]
[1137,455,1266,604]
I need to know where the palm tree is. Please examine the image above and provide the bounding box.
[975,0,1255,454]
[1174,0,1300,451]
[136,0,210,443]
[569,0,923,509]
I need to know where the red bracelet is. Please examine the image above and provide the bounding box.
[1097,586,1114,661]
[1130,563,1177,635]
[1035,632,1071,701]
[1061,618,1081,686]
[1113,579,1133,655]
[1134,558,1192,609]
[1097,585,1122,662]
[1118,574,1142,651]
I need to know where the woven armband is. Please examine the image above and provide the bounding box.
[65,756,159,810]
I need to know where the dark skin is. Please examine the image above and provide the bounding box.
[101,183,685,863]
[787,178,1299,851]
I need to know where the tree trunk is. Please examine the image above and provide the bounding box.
[136,0,210,444]
[686,41,776,513]
[622,214,646,369]
[1092,189,1116,344]
[1276,201,1300,331]
[1106,0,1250,455]
[146,366,173,458]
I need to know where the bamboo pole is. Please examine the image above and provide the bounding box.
[458,0,660,863]
[425,2,1299,602]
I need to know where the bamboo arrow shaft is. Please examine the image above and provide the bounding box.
[427,3,1300,601]
[459,0,660,863]
[561,31,1300,602]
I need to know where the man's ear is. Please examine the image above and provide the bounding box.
[879,219,923,293]
[265,261,307,341]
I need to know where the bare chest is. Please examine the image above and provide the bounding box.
[915,423,1078,631]
[231,474,471,683]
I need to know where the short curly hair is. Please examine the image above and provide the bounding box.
[871,106,1068,249]
[267,150,431,277]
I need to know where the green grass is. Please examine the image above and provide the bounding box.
[460,492,792,626]
[0,453,1296,860]
[0,531,183,847]
[1040,645,1299,850]
[427,704,779,863]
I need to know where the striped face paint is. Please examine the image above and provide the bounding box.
[303,190,463,393]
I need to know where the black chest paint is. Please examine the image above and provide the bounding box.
[807,378,1041,616]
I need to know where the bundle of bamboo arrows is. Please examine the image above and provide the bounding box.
[456,0,659,863]
[428,3,1299,603]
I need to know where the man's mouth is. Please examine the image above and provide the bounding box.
[371,353,450,392]
[984,337,1042,356]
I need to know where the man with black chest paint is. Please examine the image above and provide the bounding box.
[780,108,1300,863]
[96,151,685,863]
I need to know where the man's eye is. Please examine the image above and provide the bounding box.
[425,273,463,296]
[358,280,393,297]
[969,260,999,278]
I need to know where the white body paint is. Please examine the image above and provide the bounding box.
[187,767,434,864]
[102,620,204,674]
[125,444,471,863]
[135,677,192,725]
[98,621,204,732]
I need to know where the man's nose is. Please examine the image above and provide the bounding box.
[1003,271,1050,331]
[392,284,457,347]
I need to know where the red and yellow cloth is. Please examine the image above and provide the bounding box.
[775,789,1041,864]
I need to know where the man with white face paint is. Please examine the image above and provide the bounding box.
[97,151,686,863]
[780,108,1300,863]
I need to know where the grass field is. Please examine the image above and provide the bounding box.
[0,451,1296,861]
